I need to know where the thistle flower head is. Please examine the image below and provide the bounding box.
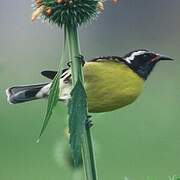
[32,0,100,27]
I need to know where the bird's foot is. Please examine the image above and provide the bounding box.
[67,55,85,68]
[86,120,93,129]
[86,115,93,129]
[76,55,85,66]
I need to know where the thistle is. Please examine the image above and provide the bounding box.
[32,0,101,25]
[31,0,118,179]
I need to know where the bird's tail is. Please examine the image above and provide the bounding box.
[6,83,49,104]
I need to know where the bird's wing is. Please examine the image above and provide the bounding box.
[41,56,125,80]
[41,69,72,101]
[41,70,57,80]
[41,68,69,80]
[89,56,125,63]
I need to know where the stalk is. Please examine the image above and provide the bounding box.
[33,0,100,179]
[66,24,98,180]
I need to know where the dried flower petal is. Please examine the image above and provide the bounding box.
[35,0,42,7]
[97,1,104,12]
[31,5,44,21]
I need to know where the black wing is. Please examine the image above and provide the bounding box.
[90,56,125,63]
[41,70,57,80]
[41,68,69,80]
[41,56,124,79]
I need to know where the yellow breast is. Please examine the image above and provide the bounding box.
[83,60,144,113]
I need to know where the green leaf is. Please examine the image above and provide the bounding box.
[37,72,60,142]
[68,79,88,166]
[37,27,67,143]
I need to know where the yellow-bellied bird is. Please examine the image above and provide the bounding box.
[6,49,173,113]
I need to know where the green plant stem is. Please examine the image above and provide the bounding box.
[82,126,98,180]
[66,25,98,180]
[66,26,83,84]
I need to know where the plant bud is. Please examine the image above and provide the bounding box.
[112,0,118,4]
[56,0,63,4]
[45,7,53,16]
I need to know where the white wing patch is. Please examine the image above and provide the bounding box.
[125,50,147,64]
[59,70,72,101]
[36,84,51,98]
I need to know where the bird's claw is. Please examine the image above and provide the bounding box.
[87,115,92,119]
[86,120,93,129]
[67,55,85,68]
[76,55,85,66]
[86,115,93,129]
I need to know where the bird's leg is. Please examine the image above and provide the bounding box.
[75,54,85,66]
[86,115,93,129]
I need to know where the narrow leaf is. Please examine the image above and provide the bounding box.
[68,79,88,166]
[37,28,67,142]
[37,73,60,142]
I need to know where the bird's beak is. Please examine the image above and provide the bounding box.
[158,55,174,61]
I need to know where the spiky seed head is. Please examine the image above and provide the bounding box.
[32,0,100,27]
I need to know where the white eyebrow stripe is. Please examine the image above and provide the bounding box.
[125,51,147,63]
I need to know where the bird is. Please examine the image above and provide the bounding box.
[6,49,173,113]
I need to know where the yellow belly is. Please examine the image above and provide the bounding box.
[83,61,144,113]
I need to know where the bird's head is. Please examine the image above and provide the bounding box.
[123,49,174,80]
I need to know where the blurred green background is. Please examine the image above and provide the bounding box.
[0,0,180,179]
